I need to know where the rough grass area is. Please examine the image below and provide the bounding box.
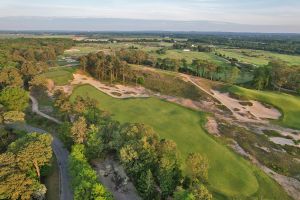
[131,65,212,102]
[224,86,300,130]
[71,84,264,198]
[40,67,77,86]
[220,122,300,178]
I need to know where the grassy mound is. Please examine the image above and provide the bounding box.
[225,86,300,130]
[71,84,261,198]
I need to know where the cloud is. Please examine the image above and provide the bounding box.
[0,0,299,26]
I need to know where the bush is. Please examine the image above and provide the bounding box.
[69,144,112,200]
[137,76,145,85]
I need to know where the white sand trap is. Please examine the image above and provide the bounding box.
[56,73,149,99]
[212,90,281,122]
[270,137,300,147]
[64,48,80,53]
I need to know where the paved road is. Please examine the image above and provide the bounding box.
[9,124,73,200]
[29,95,62,124]
[10,96,73,200]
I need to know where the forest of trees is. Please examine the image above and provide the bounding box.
[0,38,73,200]
[80,47,299,92]
[79,49,241,85]
[186,33,300,55]
[252,60,300,92]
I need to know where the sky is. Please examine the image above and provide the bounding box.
[0,0,299,26]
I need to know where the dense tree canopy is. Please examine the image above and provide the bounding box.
[0,133,52,200]
[0,87,29,112]
[69,144,112,200]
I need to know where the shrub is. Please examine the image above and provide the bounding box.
[69,144,112,200]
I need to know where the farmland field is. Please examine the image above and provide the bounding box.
[153,49,231,66]
[70,84,290,199]
[217,48,300,66]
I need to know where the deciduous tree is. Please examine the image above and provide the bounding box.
[70,116,88,144]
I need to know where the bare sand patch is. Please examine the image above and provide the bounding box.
[270,137,300,148]
[212,90,281,122]
[64,48,80,53]
[54,73,150,99]
[91,158,141,200]
[205,117,220,137]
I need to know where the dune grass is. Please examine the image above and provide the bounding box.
[71,84,267,198]
[225,86,300,130]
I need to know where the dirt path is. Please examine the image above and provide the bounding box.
[181,74,281,123]
[92,158,141,200]
[30,95,62,124]
[26,96,72,200]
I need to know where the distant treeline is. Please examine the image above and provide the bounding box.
[187,34,300,55]
[0,38,74,88]
[0,38,74,68]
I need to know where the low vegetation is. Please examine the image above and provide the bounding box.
[69,144,112,200]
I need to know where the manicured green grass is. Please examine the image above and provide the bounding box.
[217,49,300,66]
[70,85,262,198]
[225,86,300,130]
[40,67,76,86]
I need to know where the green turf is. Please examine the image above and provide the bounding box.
[225,86,300,130]
[40,67,76,86]
[70,84,261,197]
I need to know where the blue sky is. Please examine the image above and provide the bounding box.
[0,0,299,26]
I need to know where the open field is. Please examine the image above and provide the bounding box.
[224,86,300,130]
[217,49,300,66]
[70,84,290,199]
[39,67,77,86]
[153,49,231,66]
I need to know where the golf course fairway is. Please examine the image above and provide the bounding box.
[71,84,290,199]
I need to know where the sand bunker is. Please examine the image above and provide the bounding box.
[212,90,281,122]
[55,73,149,99]
[64,48,80,53]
